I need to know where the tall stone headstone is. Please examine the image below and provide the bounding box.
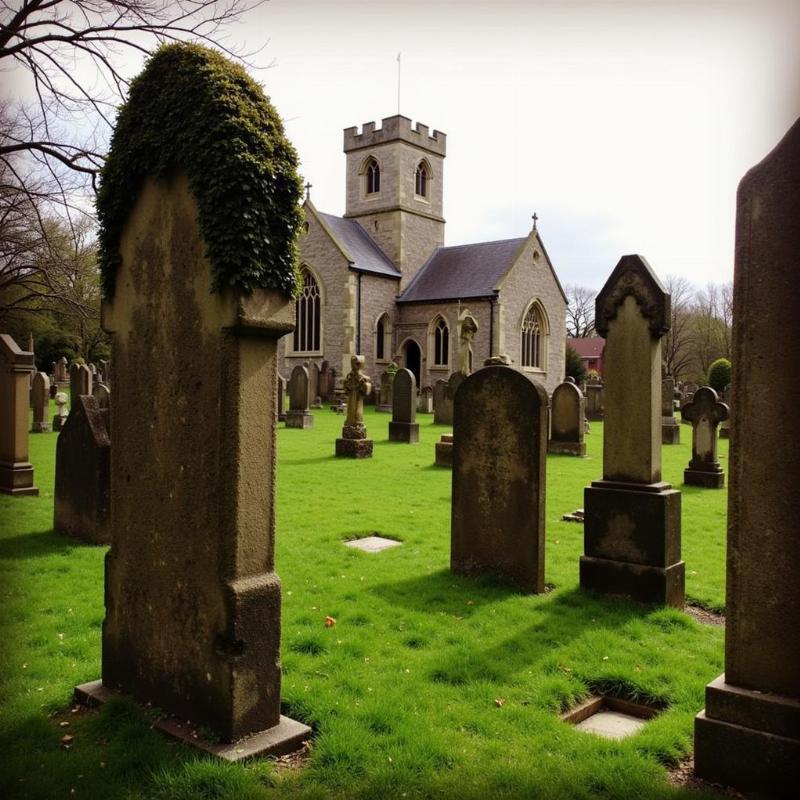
[285,365,313,429]
[389,368,419,443]
[661,377,680,444]
[451,365,548,592]
[585,383,604,421]
[548,380,586,456]
[69,362,92,403]
[432,379,448,422]
[581,255,684,607]
[31,372,51,433]
[55,356,68,383]
[307,360,321,408]
[319,360,331,401]
[335,355,373,458]
[0,334,38,495]
[434,371,466,425]
[54,395,111,544]
[681,387,728,488]
[694,118,800,797]
[417,385,433,413]
[277,374,286,422]
[377,370,393,412]
[92,382,111,410]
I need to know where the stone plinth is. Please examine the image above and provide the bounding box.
[435,433,453,467]
[285,410,313,429]
[335,422,373,458]
[581,256,683,607]
[0,334,38,495]
[548,380,586,456]
[389,368,419,443]
[54,395,110,544]
[451,365,548,593]
[694,117,800,797]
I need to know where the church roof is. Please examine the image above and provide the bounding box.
[316,211,401,278]
[397,237,528,303]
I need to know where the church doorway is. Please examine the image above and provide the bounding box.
[403,339,422,388]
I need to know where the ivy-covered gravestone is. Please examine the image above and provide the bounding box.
[75,44,310,759]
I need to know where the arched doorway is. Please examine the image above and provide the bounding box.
[403,339,422,388]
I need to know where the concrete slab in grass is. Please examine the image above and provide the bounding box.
[345,536,402,553]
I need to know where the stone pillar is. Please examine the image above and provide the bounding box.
[285,365,313,429]
[86,172,309,753]
[548,380,586,456]
[681,387,728,488]
[661,377,680,444]
[0,334,38,495]
[694,118,800,797]
[31,372,51,433]
[581,255,684,607]
[451,364,548,592]
[389,368,419,443]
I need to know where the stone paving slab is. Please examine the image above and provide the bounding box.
[344,535,402,553]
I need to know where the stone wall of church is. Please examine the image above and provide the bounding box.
[495,235,567,396]
[357,273,401,380]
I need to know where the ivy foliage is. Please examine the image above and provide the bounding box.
[97,43,303,299]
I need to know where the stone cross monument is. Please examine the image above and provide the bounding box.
[335,355,373,458]
[681,387,728,488]
[580,255,684,607]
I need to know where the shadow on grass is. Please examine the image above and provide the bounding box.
[280,454,338,466]
[0,528,103,560]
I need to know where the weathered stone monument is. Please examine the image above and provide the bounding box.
[73,44,309,758]
[581,255,684,607]
[435,433,453,467]
[458,314,478,375]
[307,360,321,408]
[0,334,38,495]
[417,385,433,413]
[661,377,680,444]
[55,356,68,383]
[285,365,313,429]
[451,364,548,591]
[277,374,286,422]
[54,395,111,545]
[585,382,604,421]
[335,355,373,458]
[69,362,92,404]
[434,371,466,425]
[681,387,728,488]
[548,380,586,456]
[377,369,393,412]
[92,382,111,410]
[53,392,69,431]
[31,372,51,433]
[388,368,419,443]
[694,118,800,797]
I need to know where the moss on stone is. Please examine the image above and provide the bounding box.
[97,43,303,298]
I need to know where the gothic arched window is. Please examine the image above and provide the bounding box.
[521,302,547,369]
[366,158,380,194]
[433,317,449,366]
[293,269,321,353]
[415,161,429,197]
[376,313,391,361]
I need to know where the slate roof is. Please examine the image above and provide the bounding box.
[317,211,401,278]
[396,237,527,303]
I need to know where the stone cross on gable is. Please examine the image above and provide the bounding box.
[532,212,538,230]
[305,182,312,200]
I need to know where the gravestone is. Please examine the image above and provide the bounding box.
[307,361,321,408]
[319,360,331,401]
[54,395,111,544]
[681,387,728,488]
[661,377,680,444]
[285,365,313,429]
[694,118,800,797]
[0,334,38,495]
[31,372,51,433]
[92,382,111,434]
[717,388,731,439]
[435,433,453,467]
[53,392,69,431]
[335,355,373,458]
[548,380,586,456]
[581,255,684,607]
[388,368,419,443]
[50,382,58,399]
[585,383,604,421]
[377,370,393,412]
[55,356,68,383]
[277,374,286,422]
[451,365,548,592]
[434,371,466,425]
[73,45,310,759]
[69,362,92,404]
[417,385,433,413]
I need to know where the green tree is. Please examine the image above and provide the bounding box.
[565,344,587,384]
[707,358,732,392]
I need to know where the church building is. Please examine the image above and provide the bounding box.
[280,115,567,395]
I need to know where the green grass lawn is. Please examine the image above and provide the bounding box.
[0,401,729,800]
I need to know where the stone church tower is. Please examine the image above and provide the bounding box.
[343,117,446,291]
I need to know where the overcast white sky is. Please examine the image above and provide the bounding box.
[231,0,800,289]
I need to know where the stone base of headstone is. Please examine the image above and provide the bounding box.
[435,434,453,467]
[661,421,681,444]
[684,467,725,489]
[285,410,313,429]
[581,480,684,607]
[0,462,39,496]
[389,421,419,443]
[31,421,52,433]
[335,422,373,458]
[548,440,586,456]
[74,679,311,763]
[694,675,800,797]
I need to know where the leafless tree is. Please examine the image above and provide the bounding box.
[565,284,596,338]
[692,281,733,376]
[661,273,695,380]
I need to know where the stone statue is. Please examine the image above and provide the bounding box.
[336,355,374,458]
[53,391,69,432]
[459,316,478,375]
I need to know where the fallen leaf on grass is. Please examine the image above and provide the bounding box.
[325,616,336,627]
[494,698,505,707]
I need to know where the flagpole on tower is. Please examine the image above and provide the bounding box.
[397,52,401,115]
